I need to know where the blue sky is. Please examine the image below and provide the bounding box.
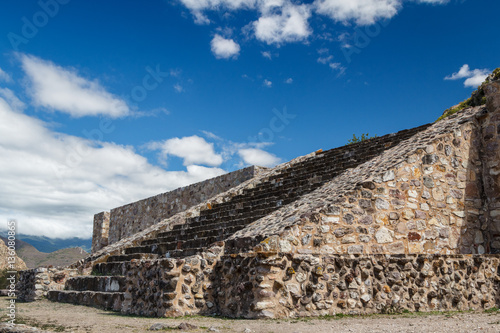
[0,0,498,239]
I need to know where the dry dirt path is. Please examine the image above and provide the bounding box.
[1,298,499,333]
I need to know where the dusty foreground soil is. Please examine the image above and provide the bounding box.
[1,298,499,333]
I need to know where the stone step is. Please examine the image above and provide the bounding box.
[65,276,126,292]
[124,245,153,255]
[107,253,158,262]
[169,248,203,257]
[93,261,128,276]
[47,290,123,311]
[143,223,250,249]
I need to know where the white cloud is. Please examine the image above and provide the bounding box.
[0,88,25,112]
[262,51,272,59]
[0,94,225,239]
[317,55,333,64]
[177,0,451,52]
[285,78,293,84]
[20,54,130,118]
[149,135,224,166]
[201,130,223,140]
[174,83,184,92]
[329,62,346,75]
[238,148,281,167]
[253,3,312,45]
[314,0,401,25]
[170,68,182,77]
[445,64,490,88]
[179,0,257,24]
[416,0,449,4]
[263,79,272,87]
[211,34,241,59]
[0,67,12,83]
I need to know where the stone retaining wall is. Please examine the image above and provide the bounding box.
[228,253,500,318]
[119,251,500,318]
[121,244,224,317]
[92,166,266,252]
[17,267,79,302]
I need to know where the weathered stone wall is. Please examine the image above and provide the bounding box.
[93,166,266,252]
[253,119,487,255]
[92,211,110,253]
[119,250,500,318]
[17,267,79,302]
[121,243,225,317]
[223,253,500,318]
[481,80,500,253]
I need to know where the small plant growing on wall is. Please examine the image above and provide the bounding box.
[347,133,377,145]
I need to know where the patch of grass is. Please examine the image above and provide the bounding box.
[90,269,105,276]
[436,98,472,122]
[485,307,499,314]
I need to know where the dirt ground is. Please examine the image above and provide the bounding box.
[0,298,499,333]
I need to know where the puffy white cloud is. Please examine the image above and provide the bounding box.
[211,34,241,59]
[238,148,281,167]
[0,67,12,83]
[149,135,224,167]
[263,79,272,87]
[314,0,401,25]
[0,94,225,238]
[285,77,293,84]
[253,3,312,45]
[20,54,130,118]
[445,64,490,88]
[177,0,451,50]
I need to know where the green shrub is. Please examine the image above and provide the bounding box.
[347,133,377,145]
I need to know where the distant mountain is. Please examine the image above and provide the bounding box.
[0,233,92,253]
[0,237,89,269]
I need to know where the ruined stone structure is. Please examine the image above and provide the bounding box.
[92,166,267,252]
[18,71,500,318]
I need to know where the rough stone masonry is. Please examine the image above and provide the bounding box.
[18,69,500,319]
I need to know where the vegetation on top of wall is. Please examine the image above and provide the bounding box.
[492,67,500,81]
[437,67,499,122]
[436,98,474,122]
[347,133,377,145]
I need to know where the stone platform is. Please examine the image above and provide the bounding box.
[18,70,500,318]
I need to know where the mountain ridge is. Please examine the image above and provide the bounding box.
[0,237,88,269]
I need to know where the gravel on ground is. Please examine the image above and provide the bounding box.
[0,298,499,333]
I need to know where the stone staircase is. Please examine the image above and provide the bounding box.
[47,253,157,310]
[47,123,431,311]
[125,124,430,257]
